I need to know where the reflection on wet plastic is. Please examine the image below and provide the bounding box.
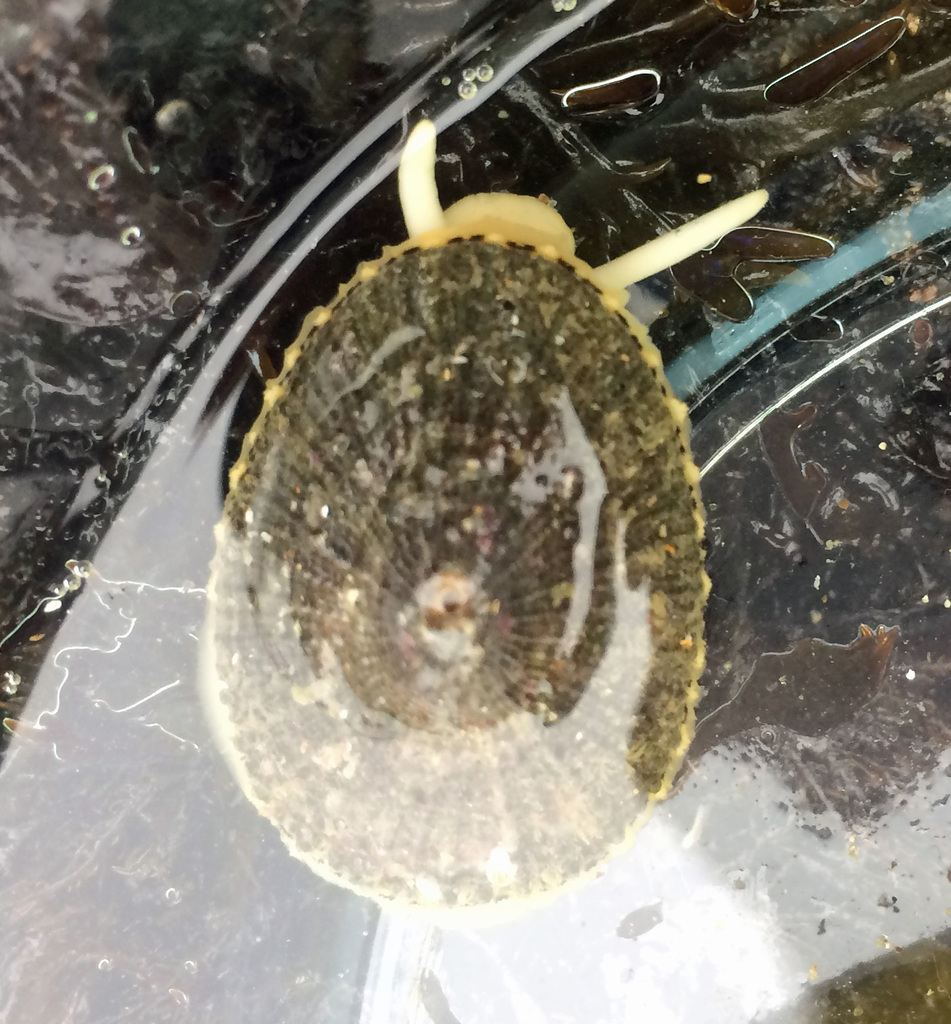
[554,67,662,117]
[0,547,373,1020]
[763,7,908,106]
[671,227,837,323]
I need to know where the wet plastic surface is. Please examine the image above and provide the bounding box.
[1,1,950,1021]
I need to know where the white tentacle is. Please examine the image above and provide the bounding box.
[398,120,446,238]
[592,188,770,291]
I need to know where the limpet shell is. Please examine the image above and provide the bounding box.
[201,125,721,916]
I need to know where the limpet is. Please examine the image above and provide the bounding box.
[201,121,767,915]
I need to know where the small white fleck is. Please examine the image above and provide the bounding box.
[415,875,443,903]
[813,575,821,590]
[905,669,916,681]
[260,531,272,544]
[682,806,707,849]
[321,504,330,517]
[44,599,62,613]
[485,845,516,884]
[921,594,930,604]
[87,164,116,191]
[245,509,254,524]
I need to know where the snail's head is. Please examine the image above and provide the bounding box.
[397,119,769,294]
[398,119,576,258]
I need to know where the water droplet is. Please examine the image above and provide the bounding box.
[87,164,116,191]
[183,960,198,975]
[1,671,20,696]
[462,67,477,83]
[97,958,113,972]
[441,76,451,86]
[122,126,159,175]
[155,99,193,136]
[164,887,182,905]
[458,81,477,100]
[476,64,494,83]
[169,988,189,1008]
[120,226,142,247]
[170,290,201,318]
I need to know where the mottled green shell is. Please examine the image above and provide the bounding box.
[202,237,706,914]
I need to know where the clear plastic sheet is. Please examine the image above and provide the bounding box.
[1,1,950,1020]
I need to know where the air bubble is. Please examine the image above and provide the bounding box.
[170,290,201,318]
[441,76,451,86]
[164,887,182,905]
[1,671,20,696]
[120,226,142,247]
[183,960,198,974]
[462,67,477,83]
[458,81,477,100]
[87,164,116,191]
[476,64,494,83]
[169,989,189,1008]
[552,0,577,10]
[97,958,113,972]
